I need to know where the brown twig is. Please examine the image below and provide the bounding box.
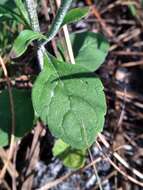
[97,134,143,186]
[0,148,18,178]
[21,122,45,190]
[12,142,19,190]
[85,0,113,37]
[94,170,117,190]
[121,60,143,67]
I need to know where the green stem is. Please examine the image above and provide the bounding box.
[25,0,45,69]
[43,0,73,45]
[25,0,40,32]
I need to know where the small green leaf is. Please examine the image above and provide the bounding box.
[0,0,30,26]
[0,5,24,24]
[72,32,109,71]
[142,0,143,7]
[53,139,86,169]
[10,30,46,59]
[15,0,30,27]
[32,54,106,149]
[62,7,89,26]
[128,4,137,17]
[0,89,34,147]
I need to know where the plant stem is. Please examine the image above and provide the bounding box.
[25,0,40,32]
[25,0,44,69]
[55,0,75,64]
[43,0,73,45]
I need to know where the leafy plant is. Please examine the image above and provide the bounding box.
[0,0,30,26]
[0,0,109,169]
[0,0,29,55]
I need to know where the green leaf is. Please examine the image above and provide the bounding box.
[0,129,9,147]
[0,4,24,24]
[0,0,14,6]
[72,32,109,71]
[10,30,46,59]
[0,89,34,147]
[142,0,143,7]
[128,4,137,17]
[15,0,30,27]
[0,0,7,4]
[0,0,30,26]
[32,55,106,149]
[62,7,89,26]
[53,139,86,169]
[58,32,109,72]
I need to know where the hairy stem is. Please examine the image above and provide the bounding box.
[25,0,40,32]
[43,0,73,45]
[25,0,45,69]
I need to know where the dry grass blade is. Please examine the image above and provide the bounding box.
[55,0,75,65]
[121,60,143,67]
[37,172,73,190]
[21,122,45,190]
[85,0,113,37]
[37,156,103,190]
[0,56,17,183]
[101,0,138,14]
[0,148,18,178]
[97,134,143,186]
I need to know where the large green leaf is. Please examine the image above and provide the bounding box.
[62,7,89,26]
[10,30,46,59]
[32,55,106,149]
[53,139,86,169]
[71,32,109,72]
[0,89,34,147]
